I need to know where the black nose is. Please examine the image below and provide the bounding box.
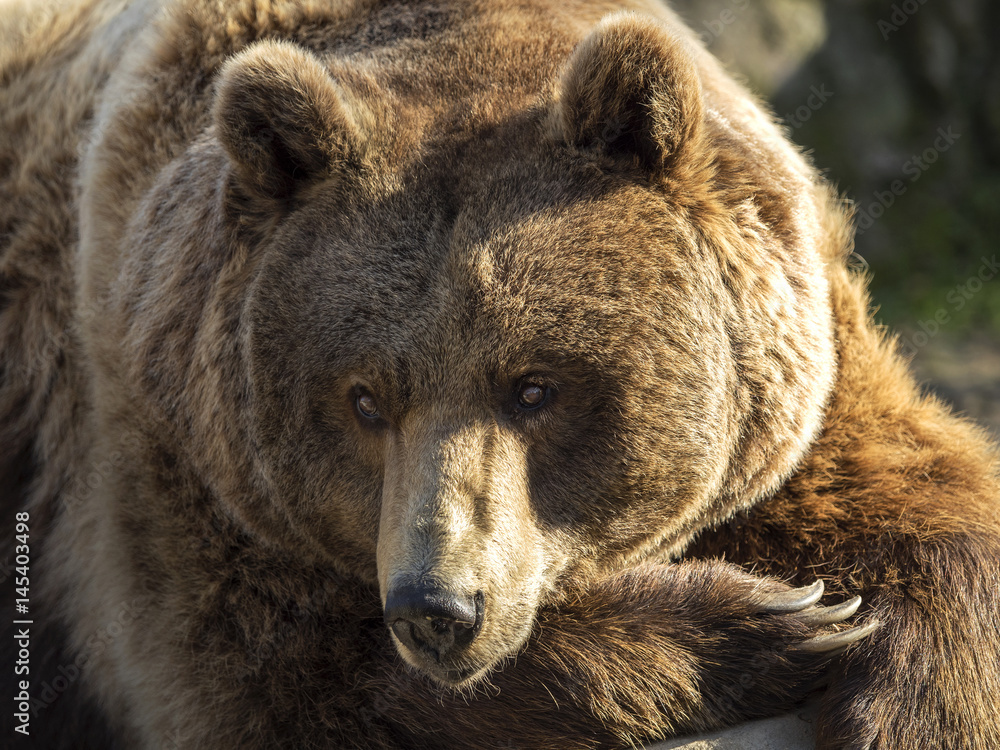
[384,585,483,663]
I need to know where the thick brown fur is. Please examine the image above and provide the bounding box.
[2,1,998,748]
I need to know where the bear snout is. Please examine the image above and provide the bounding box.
[375,416,557,683]
[384,584,485,673]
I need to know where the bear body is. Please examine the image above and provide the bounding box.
[2,0,999,748]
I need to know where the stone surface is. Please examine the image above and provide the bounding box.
[648,704,817,750]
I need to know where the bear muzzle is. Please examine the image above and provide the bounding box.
[384,583,485,678]
[377,416,552,683]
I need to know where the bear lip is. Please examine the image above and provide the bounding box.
[397,643,492,686]
[436,662,492,687]
[390,628,496,686]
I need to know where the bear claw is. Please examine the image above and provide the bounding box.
[795,595,862,626]
[757,581,876,655]
[758,579,825,612]
[791,619,880,654]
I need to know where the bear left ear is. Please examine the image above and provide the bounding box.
[553,13,704,174]
[213,40,367,200]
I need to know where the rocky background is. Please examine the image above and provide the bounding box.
[671,0,1000,438]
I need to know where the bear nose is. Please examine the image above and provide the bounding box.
[384,585,483,663]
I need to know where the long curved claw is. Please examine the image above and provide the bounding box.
[758,579,824,612]
[791,619,880,654]
[795,595,862,627]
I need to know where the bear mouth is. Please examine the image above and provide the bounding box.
[394,638,495,687]
[388,617,497,686]
[436,663,488,686]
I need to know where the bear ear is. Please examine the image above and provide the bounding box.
[553,13,704,173]
[213,40,366,200]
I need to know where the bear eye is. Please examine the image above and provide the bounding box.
[517,382,550,410]
[355,389,380,419]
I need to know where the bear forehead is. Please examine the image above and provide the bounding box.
[247,169,717,410]
[270,167,705,357]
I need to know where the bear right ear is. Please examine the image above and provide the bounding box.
[213,40,367,200]
[553,13,705,174]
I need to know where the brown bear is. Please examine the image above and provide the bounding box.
[2,0,999,748]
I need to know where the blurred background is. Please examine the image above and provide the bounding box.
[671,0,1000,437]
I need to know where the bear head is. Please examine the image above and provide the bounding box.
[109,13,836,686]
